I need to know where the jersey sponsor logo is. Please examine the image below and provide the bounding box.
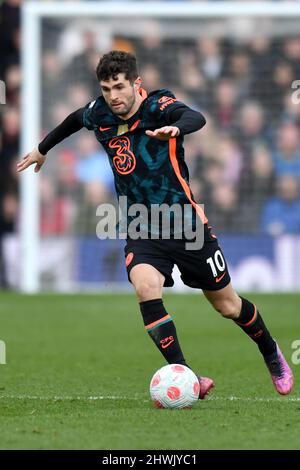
[158,96,178,111]
[109,136,136,175]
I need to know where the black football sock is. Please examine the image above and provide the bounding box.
[234,297,276,357]
[139,298,188,366]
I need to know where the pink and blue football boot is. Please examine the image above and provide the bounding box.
[264,342,294,395]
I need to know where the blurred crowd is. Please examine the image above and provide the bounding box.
[0,0,20,287]
[1,0,300,286]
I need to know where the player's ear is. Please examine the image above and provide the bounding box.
[134,77,142,90]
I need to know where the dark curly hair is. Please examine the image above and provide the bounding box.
[96,50,138,83]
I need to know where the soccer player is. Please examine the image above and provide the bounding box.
[17,51,294,398]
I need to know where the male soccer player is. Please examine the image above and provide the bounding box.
[17,51,294,398]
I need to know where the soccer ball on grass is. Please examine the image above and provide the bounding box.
[149,364,200,409]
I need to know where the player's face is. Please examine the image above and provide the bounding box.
[100,74,139,117]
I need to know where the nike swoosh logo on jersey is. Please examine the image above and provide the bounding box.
[99,126,111,131]
[215,272,226,283]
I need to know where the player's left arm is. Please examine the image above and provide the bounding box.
[146,106,206,141]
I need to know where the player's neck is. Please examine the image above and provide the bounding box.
[118,93,143,121]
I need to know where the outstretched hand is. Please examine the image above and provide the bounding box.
[145,126,180,141]
[17,148,46,173]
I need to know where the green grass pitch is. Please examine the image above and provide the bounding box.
[0,292,299,450]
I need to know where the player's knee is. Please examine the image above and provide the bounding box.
[214,299,240,319]
[134,278,162,302]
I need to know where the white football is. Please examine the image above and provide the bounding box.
[149,364,200,409]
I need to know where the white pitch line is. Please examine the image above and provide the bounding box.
[209,396,300,403]
[0,395,299,402]
[0,395,142,401]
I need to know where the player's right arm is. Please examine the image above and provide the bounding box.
[17,107,86,173]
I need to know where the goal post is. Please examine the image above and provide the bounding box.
[20,3,41,293]
[20,1,300,293]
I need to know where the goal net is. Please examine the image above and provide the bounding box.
[19,2,300,292]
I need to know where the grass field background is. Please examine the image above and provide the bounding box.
[0,292,299,450]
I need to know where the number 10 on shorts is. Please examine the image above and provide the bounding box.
[206,250,226,277]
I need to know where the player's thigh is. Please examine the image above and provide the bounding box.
[130,263,165,302]
[203,282,242,319]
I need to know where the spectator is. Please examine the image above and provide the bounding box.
[63,30,100,95]
[4,64,21,106]
[244,144,275,203]
[42,50,65,122]
[226,49,252,102]
[178,56,207,108]
[39,176,71,236]
[282,91,300,127]
[267,62,295,121]
[239,145,275,233]
[75,133,114,191]
[0,189,18,288]
[250,37,273,108]
[272,122,300,177]
[0,0,20,77]
[138,63,162,91]
[1,106,20,174]
[261,175,300,235]
[196,38,224,82]
[207,182,241,234]
[67,84,92,109]
[282,37,300,78]
[74,181,112,236]
[212,79,237,130]
[237,101,270,156]
[214,133,243,185]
